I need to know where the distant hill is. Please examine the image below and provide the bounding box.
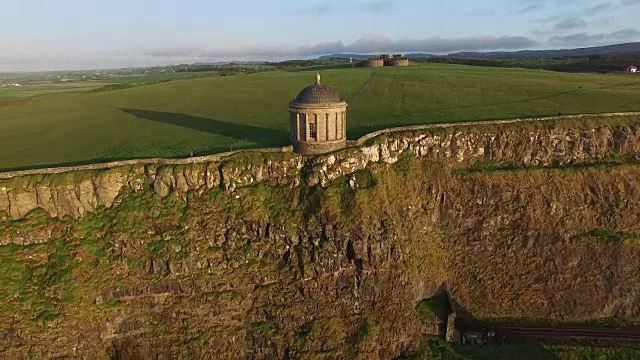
[318,42,640,60]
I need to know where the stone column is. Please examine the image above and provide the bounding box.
[446,313,458,343]
[317,113,326,141]
[326,113,334,140]
[342,112,347,138]
[299,113,307,141]
[325,113,330,141]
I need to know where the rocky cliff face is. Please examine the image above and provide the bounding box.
[2,115,640,359]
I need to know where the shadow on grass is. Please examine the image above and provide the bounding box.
[0,109,291,172]
[119,108,289,145]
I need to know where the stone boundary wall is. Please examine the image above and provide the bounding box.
[384,58,410,67]
[1,111,639,181]
[356,59,384,68]
[0,146,294,180]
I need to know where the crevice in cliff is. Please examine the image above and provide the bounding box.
[279,248,291,271]
[216,164,224,190]
[294,243,305,279]
[346,240,356,262]
[264,223,271,238]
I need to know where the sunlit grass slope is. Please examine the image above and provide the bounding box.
[1,64,639,170]
[347,65,640,136]
[0,81,111,98]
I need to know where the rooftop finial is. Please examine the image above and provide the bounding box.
[315,73,321,84]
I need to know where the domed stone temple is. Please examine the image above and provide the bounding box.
[289,73,348,154]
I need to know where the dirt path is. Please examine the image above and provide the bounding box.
[347,69,382,110]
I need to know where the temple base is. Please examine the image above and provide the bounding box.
[292,139,346,154]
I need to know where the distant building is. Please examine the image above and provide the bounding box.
[628,66,637,73]
[356,54,410,67]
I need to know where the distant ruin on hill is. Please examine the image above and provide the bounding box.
[356,54,414,67]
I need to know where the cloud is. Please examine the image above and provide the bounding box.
[532,3,617,34]
[548,28,640,46]
[291,0,394,16]
[611,28,640,38]
[580,2,613,15]
[0,34,540,71]
[360,0,394,14]
[620,0,640,5]
[292,3,334,16]
[591,16,616,26]
[531,0,615,23]
[467,9,497,16]
[553,18,588,31]
[143,35,538,60]
[517,4,545,14]
[531,28,552,36]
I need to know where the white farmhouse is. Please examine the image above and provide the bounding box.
[628,66,638,73]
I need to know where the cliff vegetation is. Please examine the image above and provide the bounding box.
[2,115,640,358]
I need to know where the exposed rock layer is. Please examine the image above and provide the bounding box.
[2,115,640,221]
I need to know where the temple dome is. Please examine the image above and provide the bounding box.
[293,74,342,104]
[294,84,342,104]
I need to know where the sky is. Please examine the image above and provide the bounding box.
[1,0,639,71]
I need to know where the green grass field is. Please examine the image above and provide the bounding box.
[1,64,639,171]
[0,81,113,98]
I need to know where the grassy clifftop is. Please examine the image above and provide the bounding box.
[1,64,640,170]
